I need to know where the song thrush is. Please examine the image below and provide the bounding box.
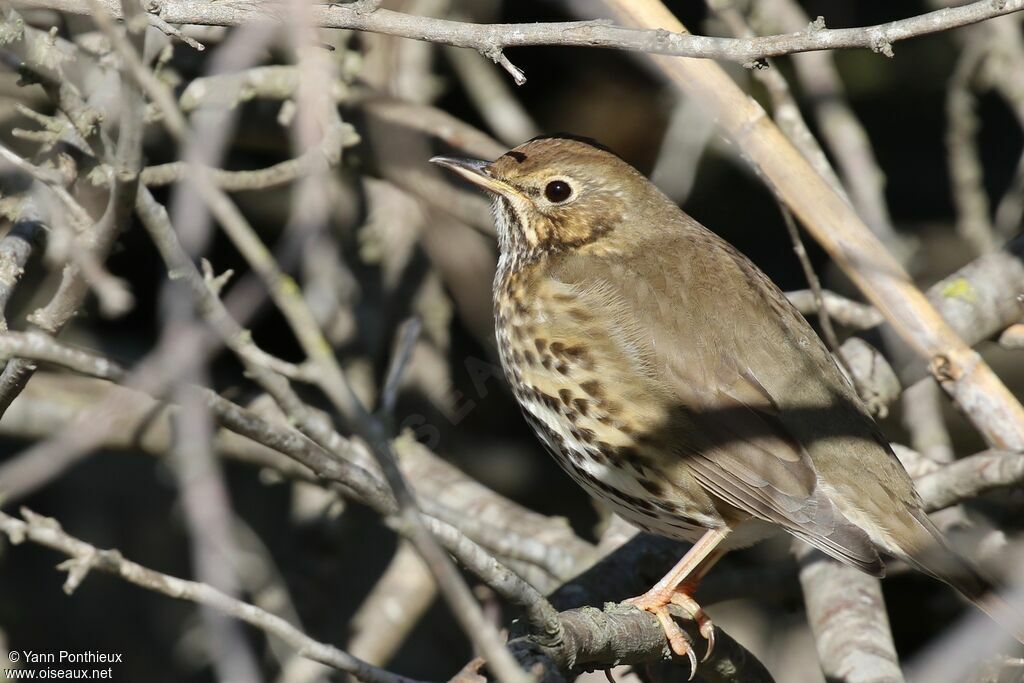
[431,136,1021,671]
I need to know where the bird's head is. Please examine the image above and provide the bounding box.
[431,135,662,261]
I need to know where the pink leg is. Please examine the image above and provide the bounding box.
[625,528,731,678]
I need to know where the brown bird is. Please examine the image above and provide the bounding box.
[431,135,1021,671]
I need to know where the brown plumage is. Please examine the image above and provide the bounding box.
[431,136,1022,671]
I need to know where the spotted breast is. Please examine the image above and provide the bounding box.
[494,256,727,542]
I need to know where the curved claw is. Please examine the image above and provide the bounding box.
[625,594,699,678]
[701,623,716,663]
[669,591,715,662]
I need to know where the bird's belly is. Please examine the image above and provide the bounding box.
[494,284,726,541]
[514,380,719,542]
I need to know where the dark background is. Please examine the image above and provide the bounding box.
[1,1,1022,681]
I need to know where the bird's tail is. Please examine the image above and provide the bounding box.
[899,511,1024,645]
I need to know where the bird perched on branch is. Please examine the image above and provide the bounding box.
[432,135,1022,675]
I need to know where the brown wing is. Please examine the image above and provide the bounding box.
[680,369,883,575]
[552,226,887,575]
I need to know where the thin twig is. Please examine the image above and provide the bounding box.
[0,8,143,416]
[778,206,843,358]
[0,201,46,330]
[380,318,421,416]
[89,11,531,677]
[444,44,539,145]
[947,35,998,255]
[0,508,426,683]
[19,0,1024,65]
[364,322,531,681]
[755,0,910,263]
[783,290,884,330]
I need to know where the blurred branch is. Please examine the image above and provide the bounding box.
[129,64,361,191]
[1000,323,1024,349]
[796,547,905,683]
[0,15,143,419]
[139,124,358,191]
[0,508,426,683]
[710,0,846,200]
[903,379,956,466]
[929,1,1024,243]
[755,0,910,263]
[443,45,539,145]
[0,201,46,330]
[361,99,504,160]
[785,290,884,330]
[947,36,998,255]
[994,146,1024,238]
[0,143,133,318]
[348,541,438,667]
[15,0,1024,67]
[916,449,1024,512]
[178,64,354,112]
[649,96,715,204]
[172,386,264,683]
[0,370,594,582]
[362,107,496,234]
[156,22,267,664]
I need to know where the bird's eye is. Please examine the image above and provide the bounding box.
[544,180,573,203]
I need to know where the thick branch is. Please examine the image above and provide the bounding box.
[916,449,1024,512]
[512,604,774,683]
[797,548,904,683]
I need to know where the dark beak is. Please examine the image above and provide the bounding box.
[430,155,513,196]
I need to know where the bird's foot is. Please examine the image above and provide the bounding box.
[669,590,715,661]
[625,587,715,679]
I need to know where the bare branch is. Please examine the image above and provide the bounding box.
[797,547,905,683]
[916,449,1024,512]
[511,604,775,683]
[0,8,144,418]
[0,201,46,330]
[15,0,1024,65]
[0,331,125,380]
[947,36,999,255]
[443,44,539,146]
[756,0,911,263]
[0,508,426,683]
[785,290,884,330]
[348,542,438,666]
